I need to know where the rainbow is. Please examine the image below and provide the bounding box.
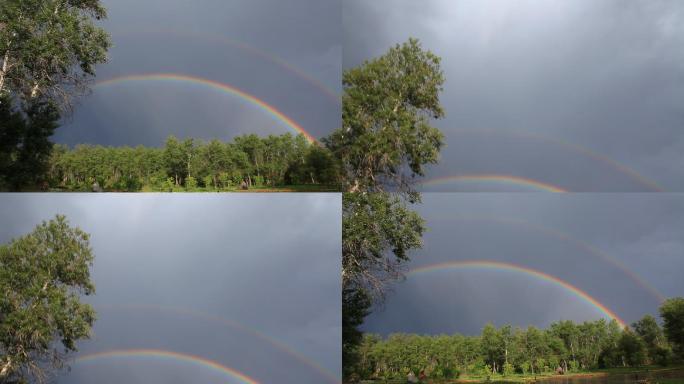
[94,74,317,143]
[76,349,259,383]
[427,215,665,303]
[423,175,569,192]
[445,128,665,192]
[407,260,626,328]
[110,27,339,103]
[97,304,340,384]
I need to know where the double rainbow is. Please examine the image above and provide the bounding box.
[76,349,259,383]
[407,260,627,328]
[95,73,317,143]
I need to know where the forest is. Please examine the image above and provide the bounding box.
[347,298,684,382]
[44,133,340,191]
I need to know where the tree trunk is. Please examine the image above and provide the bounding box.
[0,357,12,377]
[0,48,10,96]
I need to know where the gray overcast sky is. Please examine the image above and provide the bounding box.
[344,0,684,192]
[0,194,341,383]
[56,0,341,146]
[363,193,684,336]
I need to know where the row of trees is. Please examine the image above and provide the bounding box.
[46,133,340,191]
[349,299,684,381]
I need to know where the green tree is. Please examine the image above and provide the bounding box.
[481,323,503,373]
[0,0,110,190]
[0,96,59,190]
[324,38,445,198]
[632,315,666,364]
[618,329,647,367]
[163,136,193,186]
[335,39,445,381]
[0,0,110,107]
[660,297,684,359]
[0,215,96,383]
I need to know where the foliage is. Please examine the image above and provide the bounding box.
[633,314,668,365]
[660,297,684,359]
[325,38,445,199]
[348,318,672,381]
[40,133,341,191]
[0,0,111,191]
[0,0,111,108]
[334,38,445,382]
[0,215,95,383]
[0,96,59,190]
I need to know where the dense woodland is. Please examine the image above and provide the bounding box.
[348,298,684,382]
[45,133,340,191]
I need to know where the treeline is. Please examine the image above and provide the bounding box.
[350,298,684,382]
[46,133,341,191]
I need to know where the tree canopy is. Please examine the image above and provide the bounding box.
[0,215,96,383]
[325,38,445,198]
[0,0,110,107]
[352,319,655,381]
[334,38,445,381]
[43,133,340,191]
[660,297,684,359]
[0,0,111,191]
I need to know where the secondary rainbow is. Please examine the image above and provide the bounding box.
[445,128,665,191]
[423,175,569,192]
[97,304,340,384]
[407,260,626,328]
[76,349,259,384]
[110,27,339,103]
[426,215,665,303]
[95,74,317,144]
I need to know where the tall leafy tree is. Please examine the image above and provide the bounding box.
[660,297,684,358]
[0,0,110,107]
[331,38,445,381]
[0,96,59,190]
[0,0,111,190]
[633,315,667,364]
[325,37,445,198]
[0,215,96,383]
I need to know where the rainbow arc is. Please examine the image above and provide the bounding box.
[95,74,317,143]
[408,260,627,328]
[76,349,260,383]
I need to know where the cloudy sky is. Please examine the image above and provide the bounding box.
[363,193,684,336]
[56,0,341,146]
[344,0,684,192]
[0,194,341,383]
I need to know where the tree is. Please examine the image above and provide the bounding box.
[0,0,111,190]
[632,315,666,364]
[341,192,425,299]
[0,215,96,383]
[481,323,504,373]
[333,39,445,381]
[0,96,60,190]
[660,297,684,359]
[324,38,445,198]
[342,287,371,380]
[0,0,111,108]
[618,329,647,367]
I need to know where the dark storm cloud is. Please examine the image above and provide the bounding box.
[344,0,684,191]
[362,193,684,336]
[56,0,341,146]
[0,194,341,383]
